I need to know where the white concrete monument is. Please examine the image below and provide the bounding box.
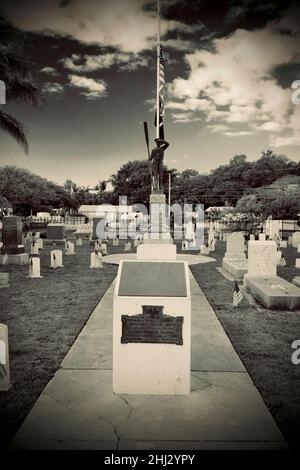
[28,257,43,279]
[247,240,277,277]
[113,260,191,395]
[222,232,247,280]
[0,323,11,391]
[37,238,43,250]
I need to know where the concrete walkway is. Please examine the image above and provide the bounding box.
[11,273,287,450]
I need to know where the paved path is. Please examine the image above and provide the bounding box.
[102,253,215,266]
[11,273,287,450]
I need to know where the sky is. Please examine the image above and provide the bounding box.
[0,0,299,187]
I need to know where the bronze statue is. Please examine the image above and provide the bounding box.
[149,138,169,191]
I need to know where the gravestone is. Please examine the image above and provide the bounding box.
[30,241,39,255]
[0,323,11,391]
[250,234,255,241]
[244,241,300,309]
[259,233,266,241]
[113,239,119,247]
[50,250,63,268]
[37,238,43,250]
[46,223,66,245]
[90,250,103,268]
[182,240,188,251]
[113,260,191,395]
[124,242,131,251]
[296,259,300,269]
[0,216,28,265]
[28,257,42,279]
[101,243,108,255]
[280,241,287,248]
[292,232,300,249]
[222,232,247,280]
[0,273,9,288]
[76,238,83,246]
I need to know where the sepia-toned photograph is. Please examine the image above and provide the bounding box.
[0,0,300,459]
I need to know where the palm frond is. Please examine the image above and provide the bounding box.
[0,110,29,154]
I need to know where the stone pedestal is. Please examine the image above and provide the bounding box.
[113,260,191,395]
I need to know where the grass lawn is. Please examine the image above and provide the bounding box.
[190,240,300,450]
[0,240,117,448]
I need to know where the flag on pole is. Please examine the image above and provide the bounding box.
[154,45,165,139]
[233,280,243,307]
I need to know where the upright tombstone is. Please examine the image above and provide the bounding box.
[28,257,43,279]
[292,232,300,249]
[37,238,43,250]
[259,233,266,241]
[113,238,119,247]
[0,323,11,391]
[76,238,83,246]
[90,250,103,269]
[46,223,66,245]
[222,232,248,280]
[244,240,300,309]
[269,220,280,240]
[50,250,63,268]
[101,243,108,255]
[91,218,104,242]
[0,216,28,265]
[65,241,75,256]
[250,234,255,241]
[113,260,191,395]
[124,242,131,252]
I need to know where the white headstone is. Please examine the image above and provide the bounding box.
[280,240,287,248]
[113,239,119,246]
[224,232,245,260]
[100,243,108,255]
[76,238,83,246]
[292,232,300,248]
[200,245,209,255]
[124,242,131,251]
[247,241,277,277]
[296,259,300,269]
[182,240,189,251]
[269,220,280,240]
[95,240,101,250]
[30,241,39,255]
[37,238,43,250]
[65,241,75,255]
[250,234,255,241]
[50,250,63,268]
[28,257,43,278]
[259,233,266,241]
[35,232,40,239]
[90,251,103,268]
[0,273,9,288]
[0,323,10,391]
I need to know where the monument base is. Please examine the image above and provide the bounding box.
[244,274,300,309]
[222,258,248,281]
[137,243,176,261]
[6,253,29,266]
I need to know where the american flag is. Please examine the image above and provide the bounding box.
[2,253,8,265]
[233,280,243,307]
[154,45,165,139]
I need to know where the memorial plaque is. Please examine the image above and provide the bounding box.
[121,306,183,345]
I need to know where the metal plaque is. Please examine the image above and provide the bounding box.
[121,306,183,345]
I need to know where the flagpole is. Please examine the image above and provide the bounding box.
[156,0,160,139]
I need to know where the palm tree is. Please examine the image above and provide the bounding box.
[0,16,42,154]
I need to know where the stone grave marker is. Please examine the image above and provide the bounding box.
[0,273,9,288]
[50,250,63,268]
[28,257,43,279]
[0,216,28,265]
[0,324,11,391]
[292,232,300,248]
[65,241,75,256]
[30,240,39,255]
[90,250,103,268]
